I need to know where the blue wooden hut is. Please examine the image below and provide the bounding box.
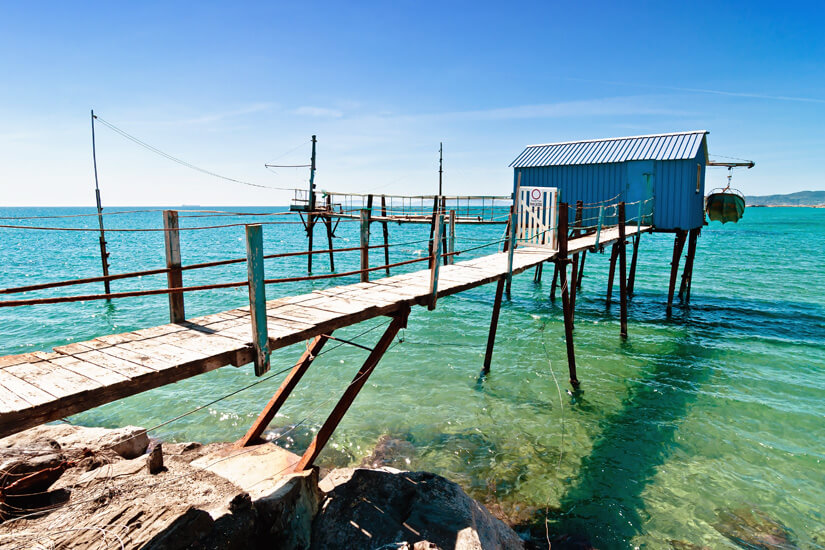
[509,131,709,231]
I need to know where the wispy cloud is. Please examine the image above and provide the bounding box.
[293,106,344,118]
[443,96,690,120]
[565,78,825,104]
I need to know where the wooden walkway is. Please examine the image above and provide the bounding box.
[0,226,649,440]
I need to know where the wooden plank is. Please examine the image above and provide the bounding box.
[78,344,168,372]
[0,353,45,368]
[73,349,156,378]
[0,381,33,411]
[5,361,102,399]
[47,354,130,386]
[0,369,55,406]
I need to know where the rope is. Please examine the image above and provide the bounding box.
[94,115,295,191]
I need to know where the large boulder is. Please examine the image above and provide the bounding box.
[312,468,525,550]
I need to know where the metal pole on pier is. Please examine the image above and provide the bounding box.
[90,110,111,296]
[307,135,317,273]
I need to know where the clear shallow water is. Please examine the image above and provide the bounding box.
[1,206,823,548]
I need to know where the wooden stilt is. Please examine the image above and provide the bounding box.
[618,202,628,338]
[427,196,439,268]
[666,230,688,316]
[441,197,448,265]
[628,233,640,296]
[245,224,270,376]
[381,196,390,275]
[296,308,409,471]
[569,201,583,318]
[557,204,578,387]
[606,242,619,305]
[679,228,700,304]
[325,196,335,271]
[360,209,370,283]
[534,263,543,283]
[550,264,559,301]
[237,334,330,447]
[447,209,456,266]
[482,278,505,374]
[163,210,185,323]
[91,110,111,296]
[576,250,586,289]
[306,213,314,274]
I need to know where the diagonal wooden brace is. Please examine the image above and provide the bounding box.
[295,306,410,471]
[236,334,330,447]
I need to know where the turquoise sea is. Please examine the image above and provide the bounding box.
[1,206,823,548]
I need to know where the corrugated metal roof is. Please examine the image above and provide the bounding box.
[510,131,708,168]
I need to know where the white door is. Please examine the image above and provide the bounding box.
[516,186,559,249]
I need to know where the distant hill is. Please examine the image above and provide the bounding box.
[745,190,825,206]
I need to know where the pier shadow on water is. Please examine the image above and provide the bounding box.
[542,331,714,549]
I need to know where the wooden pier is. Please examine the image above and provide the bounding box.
[0,216,650,469]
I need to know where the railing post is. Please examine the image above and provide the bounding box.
[637,201,643,233]
[447,209,456,265]
[360,209,370,282]
[593,205,605,250]
[381,195,390,275]
[245,224,270,376]
[163,210,185,323]
[428,213,444,310]
[505,211,516,299]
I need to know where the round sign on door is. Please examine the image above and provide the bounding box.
[529,188,543,207]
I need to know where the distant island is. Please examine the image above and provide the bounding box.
[745,190,825,206]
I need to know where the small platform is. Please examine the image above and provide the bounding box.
[0,225,648,439]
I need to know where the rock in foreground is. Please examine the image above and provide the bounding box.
[313,468,525,550]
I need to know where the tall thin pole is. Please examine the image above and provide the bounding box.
[307,135,317,273]
[438,142,443,196]
[91,110,111,295]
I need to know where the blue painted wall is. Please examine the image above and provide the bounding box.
[512,137,707,231]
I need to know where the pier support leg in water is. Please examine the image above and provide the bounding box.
[556,203,579,387]
[325,196,335,271]
[667,230,688,316]
[296,307,410,471]
[606,242,619,306]
[534,263,543,283]
[679,228,700,305]
[237,334,330,447]
[618,202,628,338]
[628,233,641,297]
[483,278,506,374]
[576,250,586,289]
[550,264,559,301]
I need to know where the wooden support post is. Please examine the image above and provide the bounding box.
[381,195,390,275]
[245,224,270,376]
[570,201,583,315]
[482,278,505,374]
[447,209,456,266]
[307,213,314,274]
[679,228,700,304]
[550,264,559,301]
[593,205,605,250]
[505,211,516,299]
[163,210,185,323]
[557,203,579,387]
[534,263,543,283]
[666,230,688,316]
[618,202,628,338]
[427,196,439,267]
[360,209,370,283]
[237,334,329,447]
[576,251,586,289]
[325,195,335,271]
[628,233,641,296]
[296,307,409,471]
[428,213,443,310]
[606,242,619,305]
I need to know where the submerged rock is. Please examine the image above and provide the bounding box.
[714,508,798,549]
[312,468,525,550]
[361,435,416,469]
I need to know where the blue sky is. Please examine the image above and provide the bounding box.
[1,1,823,206]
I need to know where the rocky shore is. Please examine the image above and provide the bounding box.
[0,424,528,549]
